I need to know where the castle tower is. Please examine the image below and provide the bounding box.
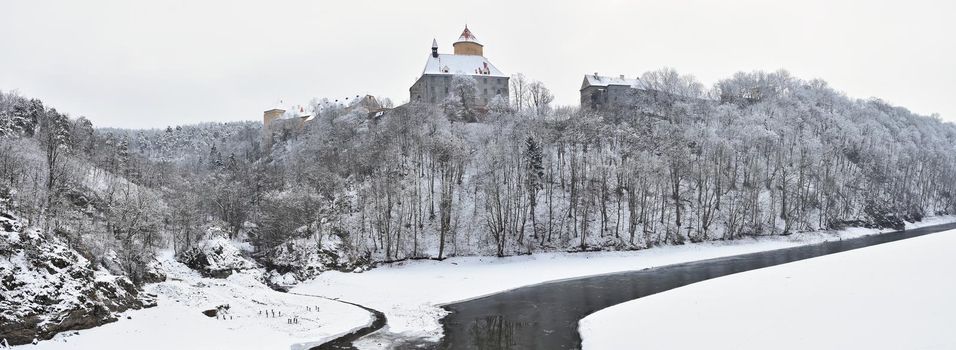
[410,25,508,105]
[262,103,286,147]
[452,25,483,56]
[263,107,285,131]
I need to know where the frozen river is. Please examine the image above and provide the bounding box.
[435,222,956,349]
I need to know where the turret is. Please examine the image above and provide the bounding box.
[262,101,286,147]
[452,25,484,56]
[431,38,439,58]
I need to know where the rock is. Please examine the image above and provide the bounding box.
[176,230,257,278]
[141,260,167,284]
[98,250,126,277]
[259,233,367,282]
[0,212,152,346]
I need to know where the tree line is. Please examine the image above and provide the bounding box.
[2,68,955,280]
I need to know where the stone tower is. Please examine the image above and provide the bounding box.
[453,26,483,56]
[261,106,285,146]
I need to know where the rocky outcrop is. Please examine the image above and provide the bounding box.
[0,213,153,345]
[142,259,168,284]
[177,231,257,278]
[260,234,367,286]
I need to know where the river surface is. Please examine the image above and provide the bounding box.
[434,223,956,350]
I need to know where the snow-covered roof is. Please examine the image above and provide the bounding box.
[269,102,313,120]
[584,74,640,88]
[266,99,287,112]
[455,26,481,46]
[290,105,311,119]
[422,53,505,77]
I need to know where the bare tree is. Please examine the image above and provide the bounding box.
[527,81,555,117]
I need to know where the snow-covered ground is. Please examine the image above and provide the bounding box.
[17,250,371,350]
[579,227,956,350]
[291,215,956,348]
[12,216,954,350]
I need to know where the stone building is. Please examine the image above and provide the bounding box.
[261,95,386,147]
[409,26,509,105]
[580,73,641,110]
[261,102,312,147]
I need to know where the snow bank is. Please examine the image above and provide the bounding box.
[579,228,956,350]
[12,215,954,349]
[291,216,956,347]
[15,248,372,350]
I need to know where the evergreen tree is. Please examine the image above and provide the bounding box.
[525,136,544,240]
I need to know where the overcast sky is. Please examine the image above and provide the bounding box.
[2,0,954,128]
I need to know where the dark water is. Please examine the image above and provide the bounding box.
[435,223,956,350]
[308,297,386,350]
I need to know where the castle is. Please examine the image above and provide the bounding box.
[580,73,642,111]
[261,95,384,146]
[409,26,509,105]
[263,26,510,147]
[262,26,650,146]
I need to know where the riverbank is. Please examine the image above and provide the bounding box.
[292,215,956,348]
[579,227,956,349]
[12,216,954,349]
[13,250,371,350]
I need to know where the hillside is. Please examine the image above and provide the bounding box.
[3,67,956,344]
[0,211,153,345]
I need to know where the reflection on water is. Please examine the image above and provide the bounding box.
[469,316,527,350]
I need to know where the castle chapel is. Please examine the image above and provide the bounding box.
[409,26,509,105]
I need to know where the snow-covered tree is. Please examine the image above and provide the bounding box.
[527,81,554,117]
[442,74,480,122]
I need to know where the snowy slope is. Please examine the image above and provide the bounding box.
[0,212,151,346]
[13,249,372,350]
[579,229,956,350]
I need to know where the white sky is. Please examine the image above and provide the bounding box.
[1,0,954,128]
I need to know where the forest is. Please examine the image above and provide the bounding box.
[2,68,955,283]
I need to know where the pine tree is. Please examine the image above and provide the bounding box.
[525,136,544,240]
[116,138,130,176]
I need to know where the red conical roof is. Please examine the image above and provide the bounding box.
[456,25,480,45]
